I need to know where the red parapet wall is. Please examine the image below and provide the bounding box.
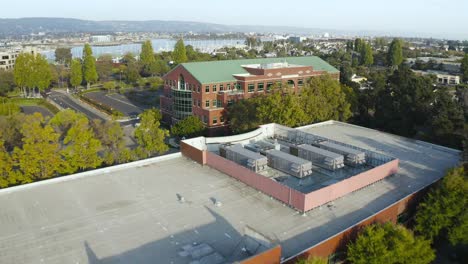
[240,245,282,264]
[206,152,305,209]
[303,159,399,211]
[180,141,207,165]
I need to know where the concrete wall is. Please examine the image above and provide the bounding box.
[180,141,206,165]
[303,159,399,211]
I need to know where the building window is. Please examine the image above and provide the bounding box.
[213,85,217,92]
[197,100,201,107]
[197,86,200,92]
[217,100,223,107]
[212,100,217,108]
[248,84,255,93]
[220,84,224,91]
[267,82,274,91]
[227,100,233,106]
[205,100,210,108]
[213,117,218,124]
[227,84,231,90]
[220,116,225,123]
[298,79,304,87]
[205,86,210,93]
[257,82,264,91]
[202,115,207,124]
[236,83,241,90]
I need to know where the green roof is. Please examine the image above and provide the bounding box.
[178,56,339,84]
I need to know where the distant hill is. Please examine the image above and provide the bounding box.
[0,17,330,36]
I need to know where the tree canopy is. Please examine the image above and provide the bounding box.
[140,40,157,76]
[173,39,188,64]
[171,115,206,138]
[414,166,468,245]
[227,75,352,133]
[69,58,82,89]
[461,54,468,83]
[347,222,435,264]
[54,47,72,65]
[387,39,404,68]
[14,52,52,96]
[82,44,98,88]
[134,109,169,158]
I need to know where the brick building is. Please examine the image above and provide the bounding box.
[161,57,339,133]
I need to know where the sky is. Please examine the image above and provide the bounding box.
[2,0,468,39]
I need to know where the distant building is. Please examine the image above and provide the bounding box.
[0,47,37,70]
[90,35,115,43]
[288,36,306,44]
[413,70,460,85]
[351,74,367,83]
[161,57,339,134]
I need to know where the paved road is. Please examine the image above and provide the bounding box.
[84,91,143,117]
[49,91,105,121]
[21,106,53,118]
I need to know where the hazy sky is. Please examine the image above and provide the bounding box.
[2,0,468,39]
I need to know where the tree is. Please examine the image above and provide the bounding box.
[173,39,188,64]
[140,40,157,76]
[54,47,72,65]
[134,109,169,158]
[354,38,364,53]
[14,53,52,97]
[70,59,82,89]
[51,110,102,172]
[387,39,404,68]
[91,119,132,165]
[13,113,63,182]
[96,54,114,81]
[103,81,116,92]
[374,66,434,136]
[301,74,352,123]
[82,44,98,89]
[0,69,15,96]
[171,116,206,138]
[0,141,14,188]
[295,256,327,264]
[227,98,261,134]
[361,43,374,66]
[0,113,25,151]
[347,222,435,264]
[256,91,308,127]
[414,166,468,245]
[461,54,468,83]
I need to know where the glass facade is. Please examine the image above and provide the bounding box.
[171,89,192,120]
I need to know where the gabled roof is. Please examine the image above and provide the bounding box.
[177,56,339,84]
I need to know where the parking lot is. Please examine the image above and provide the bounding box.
[84,91,142,117]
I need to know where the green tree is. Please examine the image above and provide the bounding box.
[69,58,82,89]
[347,222,435,264]
[354,38,364,53]
[374,66,434,136]
[301,74,352,122]
[361,43,374,66]
[13,113,63,182]
[14,53,52,97]
[173,39,188,64]
[54,47,72,65]
[461,54,468,83]
[388,38,404,68]
[295,256,327,264]
[0,141,14,188]
[51,110,102,172]
[0,113,25,151]
[414,166,468,245]
[91,119,132,165]
[0,69,15,96]
[103,81,116,92]
[134,109,169,158]
[171,116,206,138]
[227,98,261,134]
[96,54,114,81]
[82,44,98,89]
[256,91,308,127]
[140,40,157,76]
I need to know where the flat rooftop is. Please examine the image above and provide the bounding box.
[0,122,460,264]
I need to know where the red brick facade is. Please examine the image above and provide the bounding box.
[161,62,339,134]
